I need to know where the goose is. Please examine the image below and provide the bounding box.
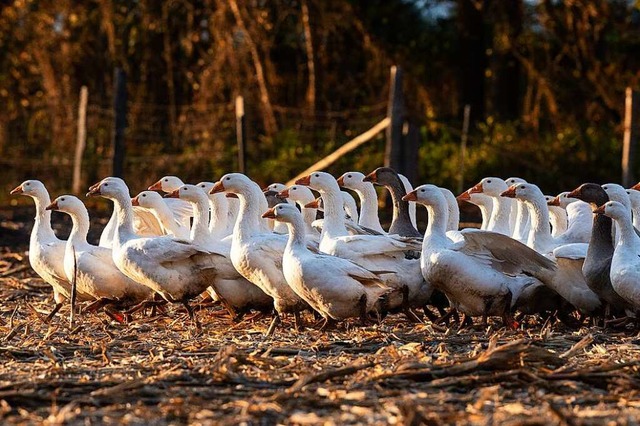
[398,174,418,229]
[403,184,557,325]
[210,173,311,332]
[131,191,190,239]
[196,181,234,238]
[506,177,530,241]
[165,185,273,318]
[277,185,320,237]
[99,201,171,248]
[502,184,602,313]
[468,177,512,236]
[305,196,381,237]
[263,203,391,327]
[602,183,637,242]
[147,175,195,227]
[626,188,640,229]
[545,195,568,237]
[337,171,385,233]
[296,172,429,312]
[10,180,92,320]
[45,195,152,309]
[457,191,493,230]
[362,167,422,237]
[87,177,235,328]
[567,184,630,315]
[341,191,360,223]
[547,192,592,244]
[594,201,640,315]
[263,189,289,233]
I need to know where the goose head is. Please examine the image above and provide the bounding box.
[10,180,48,199]
[505,177,527,186]
[263,182,287,193]
[469,177,508,197]
[165,184,206,203]
[403,184,445,206]
[363,167,402,189]
[500,182,543,202]
[86,177,129,200]
[295,171,339,194]
[211,173,256,195]
[594,201,631,222]
[131,190,164,208]
[262,203,301,223]
[196,181,214,194]
[457,189,491,207]
[45,195,84,213]
[601,183,630,208]
[626,188,640,208]
[566,183,609,207]
[278,185,316,205]
[548,191,579,209]
[337,171,367,190]
[148,176,184,192]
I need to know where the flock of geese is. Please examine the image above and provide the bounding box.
[10,168,640,334]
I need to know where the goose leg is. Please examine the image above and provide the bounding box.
[265,313,281,337]
[124,299,167,316]
[182,299,201,331]
[435,308,457,325]
[293,311,303,331]
[44,303,63,323]
[83,298,112,314]
[320,317,337,331]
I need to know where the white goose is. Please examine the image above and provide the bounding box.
[210,173,311,331]
[404,184,556,325]
[277,185,320,237]
[296,172,428,311]
[501,183,602,313]
[132,191,190,239]
[165,185,273,317]
[147,175,195,227]
[468,177,512,236]
[46,195,152,308]
[87,177,235,328]
[548,192,593,244]
[263,203,390,326]
[10,180,91,320]
[337,171,385,233]
[196,181,234,238]
[545,195,568,237]
[506,177,530,241]
[595,201,640,314]
[457,190,493,230]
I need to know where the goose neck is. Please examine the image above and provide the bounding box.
[208,194,229,235]
[31,192,57,242]
[235,186,267,237]
[488,195,512,234]
[67,208,90,248]
[285,215,308,251]
[319,190,348,239]
[524,196,553,250]
[355,185,381,228]
[112,193,136,245]
[189,196,210,244]
[614,213,639,249]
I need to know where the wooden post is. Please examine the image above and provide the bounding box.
[458,104,471,194]
[385,66,404,172]
[622,88,639,187]
[236,95,247,174]
[72,86,88,194]
[112,68,127,178]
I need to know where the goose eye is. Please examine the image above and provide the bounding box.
[487,180,492,183]
[104,183,109,187]
[142,194,146,197]
[520,185,525,189]
[347,174,352,178]
[226,177,231,181]
[184,188,188,191]
[314,174,319,177]
[60,198,65,201]
[420,189,425,192]
[164,179,168,182]
[25,183,30,186]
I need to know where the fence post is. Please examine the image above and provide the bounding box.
[622,87,639,187]
[458,104,471,194]
[112,68,127,178]
[385,66,404,172]
[72,86,88,194]
[236,95,247,174]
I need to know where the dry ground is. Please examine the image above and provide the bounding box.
[0,216,639,425]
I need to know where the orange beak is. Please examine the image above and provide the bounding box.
[336,176,345,187]
[131,196,140,206]
[362,171,377,183]
[262,207,276,219]
[148,180,163,191]
[261,185,270,192]
[402,190,418,202]
[468,182,483,194]
[9,185,22,195]
[86,184,101,197]
[225,193,238,199]
[457,191,471,201]
[593,204,606,215]
[305,199,320,209]
[548,196,561,207]
[567,188,580,199]
[632,182,640,191]
[500,186,517,198]
[295,175,311,186]
[164,189,180,199]
[45,201,58,211]
[210,181,225,194]
[278,188,290,198]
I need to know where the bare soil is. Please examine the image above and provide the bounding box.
[0,215,639,425]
